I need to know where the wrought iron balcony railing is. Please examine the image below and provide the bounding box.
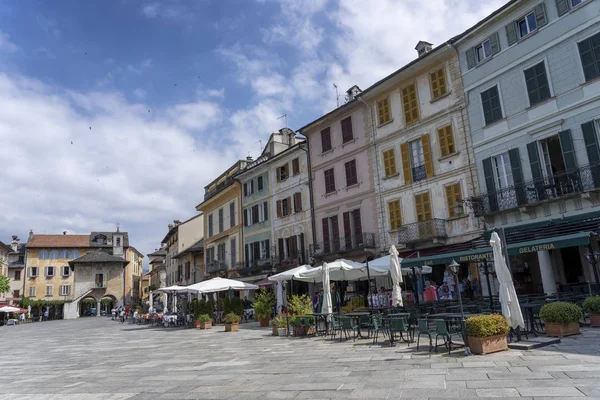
[206,260,228,273]
[470,164,600,216]
[204,178,235,202]
[309,232,376,258]
[397,219,447,245]
[412,165,427,182]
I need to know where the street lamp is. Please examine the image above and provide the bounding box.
[479,259,494,310]
[448,259,472,356]
[585,232,600,295]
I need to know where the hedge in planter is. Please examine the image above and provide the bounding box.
[198,314,212,329]
[583,296,600,328]
[465,314,510,355]
[540,302,582,337]
[224,312,241,332]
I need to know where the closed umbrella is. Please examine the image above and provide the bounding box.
[389,245,403,307]
[321,262,333,318]
[490,232,524,329]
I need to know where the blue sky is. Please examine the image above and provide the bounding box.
[0,0,505,263]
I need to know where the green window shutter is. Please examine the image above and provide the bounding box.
[582,121,600,188]
[578,34,600,82]
[506,22,517,46]
[558,129,577,172]
[534,3,548,28]
[489,32,501,55]
[509,148,527,205]
[527,142,545,201]
[466,48,476,69]
[482,157,498,212]
[556,0,570,16]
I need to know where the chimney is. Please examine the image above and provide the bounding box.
[63,231,67,235]
[345,85,362,101]
[246,155,253,162]
[174,220,181,225]
[415,41,433,57]
[11,236,19,252]
[28,229,33,240]
[168,224,174,230]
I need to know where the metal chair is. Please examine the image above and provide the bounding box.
[434,319,461,354]
[341,317,358,342]
[416,319,437,352]
[372,316,388,345]
[390,317,413,344]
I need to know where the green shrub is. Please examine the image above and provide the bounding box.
[465,314,510,338]
[287,294,313,316]
[191,298,201,320]
[253,289,275,319]
[223,297,244,317]
[224,312,241,324]
[271,314,287,328]
[198,314,212,323]
[540,302,582,324]
[583,296,600,315]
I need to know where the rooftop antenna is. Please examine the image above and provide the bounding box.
[254,140,263,153]
[277,113,287,129]
[333,83,340,107]
[116,223,120,232]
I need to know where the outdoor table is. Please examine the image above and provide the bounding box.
[382,314,411,346]
[387,312,410,318]
[520,303,543,336]
[343,312,370,339]
[428,313,479,350]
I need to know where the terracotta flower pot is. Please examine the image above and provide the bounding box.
[194,320,201,329]
[258,316,270,327]
[545,322,580,337]
[590,314,600,328]
[468,334,508,355]
[272,325,278,336]
[225,323,239,332]
[200,321,212,330]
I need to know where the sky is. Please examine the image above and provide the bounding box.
[0,0,506,266]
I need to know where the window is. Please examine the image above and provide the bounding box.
[38,250,48,260]
[376,97,391,125]
[45,266,55,277]
[14,270,21,280]
[401,84,419,125]
[13,290,19,298]
[388,200,402,230]
[46,285,53,297]
[409,138,426,182]
[208,214,213,237]
[71,250,80,259]
[59,250,69,259]
[95,273,104,287]
[324,168,336,193]
[445,183,463,218]
[252,204,259,224]
[437,125,455,156]
[29,267,38,277]
[345,160,358,186]
[341,116,353,143]
[481,86,503,125]
[571,0,587,6]
[177,265,183,281]
[524,61,551,106]
[116,237,121,246]
[383,149,397,177]
[321,215,339,254]
[578,32,600,82]
[518,12,537,38]
[218,208,224,233]
[29,286,36,297]
[60,285,70,296]
[282,198,290,217]
[263,201,268,221]
[492,153,514,189]
[257,176,263,191]
[292,158,300,175]
[49,250,58,259]
[277,164,289,182]
[429,68,447,99]
[293,192,302,212]
[467,33,500,69]
[540,135,568,178]
[321,127,332,153]
[230,201,235,228]
[476,39,492,63]
[62,266,70,276]
[230,238,236,267]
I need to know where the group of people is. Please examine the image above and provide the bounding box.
[422,274,480,302]
[111,305,128,323]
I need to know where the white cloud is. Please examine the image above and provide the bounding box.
[205,88,225,99]
[33,47,56,59]
[0,32,17,53]
[141,2,192,21]
[142,3,160,18]
[133,88,147,99]
[167,101,223,131]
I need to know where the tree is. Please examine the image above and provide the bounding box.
[0,275,10,295]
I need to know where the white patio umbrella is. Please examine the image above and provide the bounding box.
[295,259,388,282]
[186,277,259,293]
[0,306,21,313]
[490,232,524,329]
[154,285,188,293]
[369,256,432,275]
[321,262,333,317]
[389,245,403,307]
[268,265,313,281]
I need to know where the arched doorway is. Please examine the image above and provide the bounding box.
[80,296,97,317]
[100,295,117,316]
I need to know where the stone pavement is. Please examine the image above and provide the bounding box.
[2,318,600,399]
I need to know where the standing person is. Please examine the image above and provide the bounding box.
[43,308,49,321]
[119,308,125,324]
[111,307,116,320]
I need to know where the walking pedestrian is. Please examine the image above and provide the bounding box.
[119,308,125,324]
[43,308,49,321]
[111,308,116,320]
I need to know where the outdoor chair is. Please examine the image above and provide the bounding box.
[358,314,373,338]
[434,319,462,354]
[372,316,388,345]
[340,317,358,342]
[416,319,437,352]
[389,317,413,344]
[330,314,343,341]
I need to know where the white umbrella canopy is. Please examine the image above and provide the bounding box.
[295,259,388,282]
[0,306,21,313]
[321,262,333,316]
[389,245,403,307]
[154,285,188,293]
[268,265,313,282]
[368,256,432,275]
[490,232,525,329]
[186,277,259,293]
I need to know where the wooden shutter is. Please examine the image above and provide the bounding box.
[527,141,544,193]
[287,197,292,216]
[489,32,500,55]
[422,134,434,178]
[263,202,268,220]
[509,148,527,206]
[556,0,570,16]
[388,200,402,229]
[278,238,284,261]
[292,158,300,175]
[534,3,547,28]
[400,142,412,185]
[243,209,248,227]
[506,22,517,46]
[377,98,390,125]
[276,200,282,217]
[294,192,302,212]
[415,192,432,222]
[482,157,498,212]
[299,233,305,263]
[341,116,353,142]
[321,128,331,152]
[343,212,352,249]
[466,48,476,69]
[243,183,248,196]
[352,209,363,243]
[265,239,270,258]
[437,125,455,156]
[250,180,254,194]
[445,184,458,218]
[276,167,281,182]
[322,218,330,253]
[258,176,263,191]
[558,130,577,172]
[383,149,396,176]
[583,121,600,187]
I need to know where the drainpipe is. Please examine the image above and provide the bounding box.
[299,138,317,260]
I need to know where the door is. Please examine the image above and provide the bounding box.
[415,192,433,238]
[95,273,104,288]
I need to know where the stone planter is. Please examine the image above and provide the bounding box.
[225,323,239,332]
[590,314,600,328]
[277,328,287,337]
[545,322,580,337]
[194,320,201,329]
[468,334,508,355]
[200,321,212,330]
[258,316,270,327]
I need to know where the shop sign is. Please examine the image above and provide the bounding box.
[458,252,493,263]
[516,243,555,254]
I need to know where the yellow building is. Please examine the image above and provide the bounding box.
[196,160,248,279]
[141,273,150,302]
[125,247,144,306]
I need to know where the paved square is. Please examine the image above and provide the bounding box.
[2,318,600,399]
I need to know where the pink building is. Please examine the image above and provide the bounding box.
[299,86,380,263]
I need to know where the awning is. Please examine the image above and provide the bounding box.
[236,274,267,282]
[401,231,591,268]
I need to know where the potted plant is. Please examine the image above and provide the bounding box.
[198,314,212,329]
[272,314,288,336]
[582,296,600,327]
[224,312,241,332]
[253,289,275,327]
[540,302,582,337]
[288,294,314,336]
[465,314,510,355]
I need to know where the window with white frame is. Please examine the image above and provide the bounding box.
[409,138,426,182]
[45,266,55,277]
[60,285,70,296]
[492,153,514,189]
[518,12,537,38]
[29,286,36,297]
[476,39,492,63]
[45,285,53,297]
[62,266,70,277]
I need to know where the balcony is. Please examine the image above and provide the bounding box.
[397,219,447,246]
[206,260,228,274]
[310,232,376,258]
[471,164,600,216]
[204,178,235,202]
[412,165,427,182]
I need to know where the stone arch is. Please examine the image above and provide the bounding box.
[100,295,117,314]
[79,295,98,317]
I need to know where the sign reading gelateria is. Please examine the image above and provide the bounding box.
[516,243,555,254]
